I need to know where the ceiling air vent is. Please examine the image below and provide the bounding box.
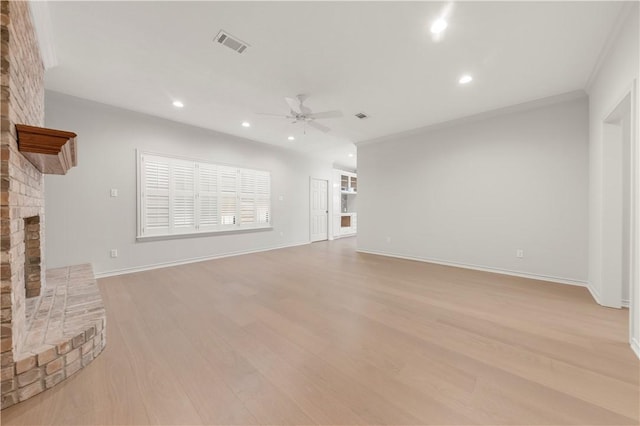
[214,30,249,54]
[355,112,369,119]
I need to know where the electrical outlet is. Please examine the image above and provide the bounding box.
[516,249,524,258]
[110,249,118,258]
[110,188,118,197]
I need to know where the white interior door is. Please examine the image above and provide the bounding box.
[310,178,328,242]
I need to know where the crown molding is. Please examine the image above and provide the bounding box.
[585,2,638,92]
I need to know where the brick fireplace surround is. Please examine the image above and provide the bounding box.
[1,1,106,409]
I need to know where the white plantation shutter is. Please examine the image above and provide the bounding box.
[239,169,256,225]
[197,164,218,230]
[255,171,270,224]
[141,155,170,236]
[138,153,271,237]
[219,166,238,226]
[171,161,196,232]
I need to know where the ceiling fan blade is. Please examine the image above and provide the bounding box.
[285,97,301,114]
[307,110,343,120]
[255,112,291,118]
[297,94,311,114]
[308,120,331,133]
[300,104,312,115]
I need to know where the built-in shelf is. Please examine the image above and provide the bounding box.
[16,124,77,175]
[333,169,357,238]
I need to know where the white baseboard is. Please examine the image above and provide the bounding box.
[95,241,310,279]
[356,249,587,287]
[586,283,628,308]
[631,338,640,360]
[333,233,357,240]
[587,283,604,305]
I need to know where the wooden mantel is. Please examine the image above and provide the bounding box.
[16,124,77,175]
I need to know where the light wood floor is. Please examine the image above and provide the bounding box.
[3,238,638,425]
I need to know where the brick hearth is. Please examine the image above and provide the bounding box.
[2,265,106,407]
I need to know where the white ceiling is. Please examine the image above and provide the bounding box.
[43,1,624,170]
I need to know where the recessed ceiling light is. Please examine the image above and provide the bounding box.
[288,136,295,141]
[348,153,354,158]
[430,18,448,34]
[172,100,184,108]
[459,75,473,84]
[241,121,251,128]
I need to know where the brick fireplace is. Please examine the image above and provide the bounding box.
[1,1,105,409]
[1,0,47,365]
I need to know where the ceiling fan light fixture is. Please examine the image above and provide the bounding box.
[256,94,341,134]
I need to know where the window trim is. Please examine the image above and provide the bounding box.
[136,150,272,240]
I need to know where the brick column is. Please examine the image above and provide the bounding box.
[1,0,46,407]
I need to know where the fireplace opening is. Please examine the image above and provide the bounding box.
[23,216,41,298]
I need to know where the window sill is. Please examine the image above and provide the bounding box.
[137,226,273,242]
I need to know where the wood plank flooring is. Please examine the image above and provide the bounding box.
[2,238,638,425]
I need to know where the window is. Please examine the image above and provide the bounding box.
[138,153,271,238]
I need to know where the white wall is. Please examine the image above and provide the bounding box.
[586,3,639,356]
[44,91,332,276]
[357,95,589,285]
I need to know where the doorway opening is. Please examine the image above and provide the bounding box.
[601,82,638,353]
[602,92,632,308]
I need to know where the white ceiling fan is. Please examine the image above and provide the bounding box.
[258,94,343,134]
